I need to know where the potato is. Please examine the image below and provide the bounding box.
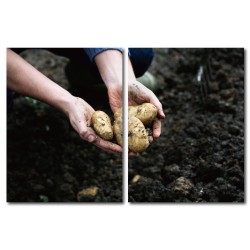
[114,108,122,120]
[128,103,157,125]
[114,103,157,126]
[113,115,149,152]
[93,103,157,152]
[91,111,113,140]
[128,116,149,153]
[113,115,123,147]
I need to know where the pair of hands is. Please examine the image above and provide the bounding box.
[7,49,164,155]
[68,80,165,154]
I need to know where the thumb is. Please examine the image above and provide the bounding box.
[150,97,165,119]
[78,125,97,143]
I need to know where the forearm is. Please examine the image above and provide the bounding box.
[128,57,137,82]
[94,50,123,88]
[7,49,74,116]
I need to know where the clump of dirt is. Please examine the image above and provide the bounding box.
[129,48,244,202]
[7,49,122,202]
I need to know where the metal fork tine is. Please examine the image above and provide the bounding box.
[196,49,213,105]
[206,54,213,81]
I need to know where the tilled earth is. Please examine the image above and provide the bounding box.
[7,49,245,203]
[7,49,122,202]
[128,48,244,202]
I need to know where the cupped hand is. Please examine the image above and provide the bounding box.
[67,97,122,154]
[107,85,138,156]
[128,80,165,139]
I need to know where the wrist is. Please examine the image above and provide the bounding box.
[104,78,122,90]
[55,92,76,117]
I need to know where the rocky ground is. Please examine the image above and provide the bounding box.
[128,48,244,202]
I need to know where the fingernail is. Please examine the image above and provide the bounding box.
[87,135,95,142]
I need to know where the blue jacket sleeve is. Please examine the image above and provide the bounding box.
[84,48,123,62]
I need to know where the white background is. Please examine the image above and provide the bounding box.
[0,1,249,249]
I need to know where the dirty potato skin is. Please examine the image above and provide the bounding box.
[128,103,157,125]
[114,108,122,121]
[114,115,149,152]
[114,103,157,126]
[113,116,123,147]
[91,111,113,140]
[128,116,149,153]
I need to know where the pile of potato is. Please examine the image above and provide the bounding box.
[91,103,157,153]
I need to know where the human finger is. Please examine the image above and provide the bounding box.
[128,151,139,157]
[78,123,98,143]
[152,118,162,138]
[149,94,165,119]
[148,135,154,143]
[92,136,123,154]
[78,125,122,154]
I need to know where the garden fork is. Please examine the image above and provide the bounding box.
[196,49,213,105]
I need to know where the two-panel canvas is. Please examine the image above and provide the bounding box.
[7,48,244,202]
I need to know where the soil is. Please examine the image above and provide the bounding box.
[128,48,244,202]
[7,49,122,202]
[7,48,245,203]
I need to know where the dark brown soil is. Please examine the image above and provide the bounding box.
[7,48,244,203]
[7,49,122,202]
[128,48,244,202]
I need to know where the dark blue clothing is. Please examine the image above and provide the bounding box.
[84,48,123,62]
[83,48,154,77]
[129,48,154,77]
